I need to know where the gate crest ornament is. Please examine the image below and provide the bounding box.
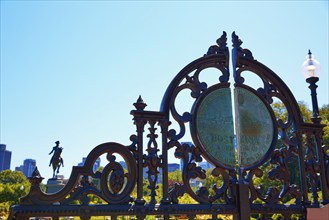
[9,31,328,220]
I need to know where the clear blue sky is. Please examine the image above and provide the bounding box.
[1,1,328,178]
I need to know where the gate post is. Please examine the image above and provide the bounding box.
[233,183,250,220]
[132,96,148,205]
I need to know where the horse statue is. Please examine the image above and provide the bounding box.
[49,141,64,179]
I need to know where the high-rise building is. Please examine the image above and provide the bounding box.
[16,159,36,177]
[78,157,101,172]
[15,165,24,172]
[0,144,12,171]
[23,159,36,177]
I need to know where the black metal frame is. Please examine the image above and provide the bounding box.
[8,31,329,220]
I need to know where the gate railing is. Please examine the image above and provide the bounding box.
[9,31,328,220]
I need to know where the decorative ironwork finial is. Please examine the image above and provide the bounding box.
[216,31,227,50]
[231,31,253,62]
[133,95,147,111]
[232,31,242,48]
[28,167,44,185]
[31,167,42,178]
[205,31,228,56]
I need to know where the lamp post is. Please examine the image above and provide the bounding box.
[302,50,321,124]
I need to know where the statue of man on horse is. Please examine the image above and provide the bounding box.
[49,141,64,179]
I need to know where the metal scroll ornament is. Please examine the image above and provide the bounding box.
[192,85,277,170]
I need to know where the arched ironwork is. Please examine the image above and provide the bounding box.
[9,31,328,220]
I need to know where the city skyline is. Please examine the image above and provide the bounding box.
[1,1,328,178]
[1,145,188,180]
[0,144,11,172]
[15,158,36,178]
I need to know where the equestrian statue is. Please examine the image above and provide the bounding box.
[49,141,64,179]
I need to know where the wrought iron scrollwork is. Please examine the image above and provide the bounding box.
[143,120,161,204]
[160,33,231,206]
[245,154,302,206]
[232,31,254,85]
[304,130,321,205]
[210,167,236,204]
[231,31,314,212]
[205,31,228,56]
[324,144,329,190]
[21,142,137,205]
[173,141,208,203]
[11,31,328,220]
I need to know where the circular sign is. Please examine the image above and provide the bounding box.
[191,85,236,169]
[191,85,277,170]
[234,86,277,168]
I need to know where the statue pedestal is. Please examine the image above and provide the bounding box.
[46,178,65,193]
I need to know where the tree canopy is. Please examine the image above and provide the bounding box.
[0,170,30,218]
[320,104,329,145]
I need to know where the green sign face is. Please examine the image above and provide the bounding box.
[194,86,275,169]
[196,88,236,167]
[234,87,274,167]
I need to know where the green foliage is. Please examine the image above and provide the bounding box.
[322,119,329,146]
[320,104,329,145]
[168,169,182,186]
[272,102,288,122]
[204,168,222,190]
[0,170,30,204]
[286,102,329,147]
[88,194,105,204]
[271,101,312,123]
[320,104,329,120]
[298,101,312,122]
[0,170,27,185]
[0,170,30,218]
[0,201,11,219]
[91,166,104,191]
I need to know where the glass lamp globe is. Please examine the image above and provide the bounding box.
[301,50,321,79]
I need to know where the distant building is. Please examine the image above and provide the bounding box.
[15,165,24,172]
[23,159,36,177]
[198,161,214,170]
[15,159,36,177]
[0,144,12,171]
[168,163,180,172]
[78,157,101,172]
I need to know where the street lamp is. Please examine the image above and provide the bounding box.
[302,50,321,124]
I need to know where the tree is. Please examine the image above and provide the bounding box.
[266,102,313,194]
[320,104,329,120]
[269,101,328,198]
[298,101,312,122]
[168,169,182,188]
[320,104,329,146]
[271,101,312,123]
[0,170,30,218]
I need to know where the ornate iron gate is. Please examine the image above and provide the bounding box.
[9,31,329,220]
